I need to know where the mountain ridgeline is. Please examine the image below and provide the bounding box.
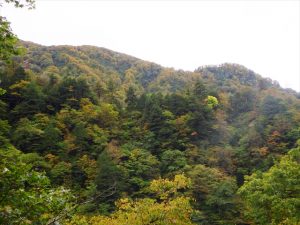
[1,41,299,225]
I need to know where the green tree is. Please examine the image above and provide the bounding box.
[65,175,196,225]
[11,82,46,119]
[0,17,20,63]
[0,147,73,225]
[187,164,240,225]
[238,147,300,225]
[0,0,35,62]
[160,149,187,174]
[193,80,208,101]
[125,86,137,110]
[95,150,126,213]
[206,95,219,109]
[0,119,11,148]
[0,88,6,96]
[121,148,160,193]
[50,161,72,185]
[0,88,10,147]
[12,117,44,152]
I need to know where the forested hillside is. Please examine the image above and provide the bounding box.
[1,41,300,225]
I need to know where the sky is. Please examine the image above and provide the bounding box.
[1,0,300,91]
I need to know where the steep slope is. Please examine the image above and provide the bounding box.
[6,41,300,172]
[19,41,200,95]
[12,41,300,173]
[19,41,299,97]
[1,41,300,225]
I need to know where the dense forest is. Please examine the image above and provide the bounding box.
[1,1,300,224]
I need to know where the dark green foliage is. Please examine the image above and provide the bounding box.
[50,77,95,110]
[0,119,11,147]
[95,151,126,206]
[12,118,44,152]
[0,41,300,224]
[125,86,138,110]
[193,80,208,100]
[0,147,73,225]
[50,161,72,185]
[11,82,46,118]
[0,17,21,63]
[160,149,187,174]
[187,165,241,225]
[120,148,160,193]
[229,87,256,118]
[261,95,287,119]
[164,93,189,115]
[238,147,300,225]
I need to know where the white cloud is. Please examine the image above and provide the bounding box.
[1,0,299,91]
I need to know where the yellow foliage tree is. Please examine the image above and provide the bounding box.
[65,174,196,225]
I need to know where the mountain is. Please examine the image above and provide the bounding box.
[17,41,300,151]
[1,41,300,225]
[18,41,203,96]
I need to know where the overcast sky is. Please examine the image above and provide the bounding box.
[1,0,300,91]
